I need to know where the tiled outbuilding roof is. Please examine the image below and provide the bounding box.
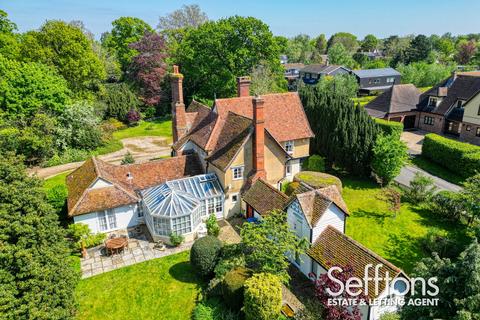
[242,178,289,216]
[308,226,403,300]
[364,84,421,118]
[66,155,204,217]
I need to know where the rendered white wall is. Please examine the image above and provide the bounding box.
[312,204,346,243]
[73,204,139,234]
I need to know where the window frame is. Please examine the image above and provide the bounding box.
[286,163,292,176]
[232,166,244,180]
[466,125,472,132]
[285,140,294,154]
[98,209,117,232]
[231,193,238,203]
[424,116,434,125]
[428,97,438,107]
[476,127,480,137]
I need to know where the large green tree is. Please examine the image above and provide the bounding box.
[285,34,316,64]
[102,17,153,72]
[406,34,432,63]
[361,34,378,52]
[0,154,79,318]
[299,80,379,175]
[176,15,284,100]
[0,54,71,119]
[371,134,408,186]
[327,43,355,68]
[327,32,358,52]
[0,10,19,60]
[20,20,105,96]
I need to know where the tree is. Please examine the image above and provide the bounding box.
[312,264,364,320]
[0,10,19,60]
[406,34,432,63]
[176,16,284,100]
[20,20,105,96]
[102,17,153,72]
[382,187,402,218]
[0,9,16,33]
[157,4,208,31]
[99,83,141,122]
[285,34,316,63]
[121,151,135,165]
[397,62,454,87]
[327,43,355,68]
[250,62,286,95]
[371,134,408,186]
[240,210,307,282]
[436,37,455,62]
[190,236,223,277]
[404,172,437,204]
[0,154,79,318]
[459,173,480,225]
[361,34,378,52]
[299,80,378,175]
[244,273,282,320]
[327,32,358,52]
[128,31,168,107]
[314,34,327,54]
[0,54,71,119]
[456,40,477,65]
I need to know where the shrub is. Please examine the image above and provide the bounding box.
[67,223,106,250]
[430,191,466,222]
[371,134,408,186]
[42,148,91,167]
[375,118,403,138]
[422,133,480,178]
[46,185,68,212]
[104,118,127,131]
[190,236,223,277]
[214,255,246,279]
[420,229,463,259]
[283,181,300,196]
[206,214,220,237]
[222,267,251,311]
[126,109,141,126]
[404,172,437,204]
[379,313,401,320]
[294,171,342,192]
[169,232,184,247]
[303,155,326,172]
[142,106,157,120]
[244,273,282,320]
[121,151,135,165]
[100,83,141,122]
[193,297,241,320]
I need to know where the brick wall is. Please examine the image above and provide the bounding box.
[459,121,480,146]
[417,112,444,134]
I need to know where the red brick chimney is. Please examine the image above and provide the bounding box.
[237,76,251,97]
[253,96,266,179]
[171,65,187,143]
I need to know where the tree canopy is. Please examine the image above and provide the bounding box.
[327,32,358,52]
[157,4,208,31]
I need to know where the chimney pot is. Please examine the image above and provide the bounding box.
[237,76,251,97]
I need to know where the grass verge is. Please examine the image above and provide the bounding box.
[410,156,464,186]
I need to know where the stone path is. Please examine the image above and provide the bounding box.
[81,237,192,279]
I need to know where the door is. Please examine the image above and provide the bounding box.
[246,205,254,218]
[403,115,416,130]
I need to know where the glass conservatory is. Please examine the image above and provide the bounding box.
[141,173,224,238]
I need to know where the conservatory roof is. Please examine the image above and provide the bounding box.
[140,173,223,218]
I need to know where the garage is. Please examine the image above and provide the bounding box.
[403,115,416,130]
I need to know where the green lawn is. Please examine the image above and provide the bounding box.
[43,171,72,192]
[352,95,377,107]
[76,251,204,320]
[410,156,465,186]
[342,176,469,273]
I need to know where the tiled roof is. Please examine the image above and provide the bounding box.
[66,155,204,216]
[293,185,349,228]
[308,226,403,300]
[300,64,347,74]
[206,112,252,170]
[365,84,421,118]
[242,178,289,216]
[418,75,480,115]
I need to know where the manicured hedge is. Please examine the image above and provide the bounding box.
[375,118,404,138]
[190,236,223,278]
[294,171,342,193]
[222,267,251,311]
[422,133,480,178]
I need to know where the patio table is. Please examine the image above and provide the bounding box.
[105,237,128,255]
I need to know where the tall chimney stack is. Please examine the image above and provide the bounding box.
[237,76,251,97]
[171,65,187,143]
[253,96,266,179]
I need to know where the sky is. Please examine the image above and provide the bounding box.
[3,0,480,39]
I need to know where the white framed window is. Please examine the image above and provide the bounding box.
[207,198,215,214]
[476,127,480,137]
[232,166,244,180]
[98,209,117,231]
[428,97,438,107]
[215,197,223,213]
[386,77,395,83]
[285,140,294,154]
[424,116,434,125]
[286,164,292,176]
[231,194,239,203]
[467,125,472,131]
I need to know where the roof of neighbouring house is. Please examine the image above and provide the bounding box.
[308,226,404,300]
[242,178,289,216]
[300,64,348,75]
[140,173,223,218]
[364,84,421,118]
[351,67,401,78]
[284,63,305,70]
[289,185,349,228]
[66,155,204,217]
[173,92,314,169]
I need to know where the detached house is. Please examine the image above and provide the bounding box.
[299,64,350,85]
[243,181,406,320]
[171,66,314,217]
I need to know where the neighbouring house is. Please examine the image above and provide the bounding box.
[351,68,401,94]
[299,64,351,85]
[243,180,406,320]
[416,72,480,145]
[364,84,421,129]
[171,66,314,217]
[65,155,220,242]
[284,63,305,91]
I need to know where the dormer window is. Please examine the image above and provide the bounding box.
[285,140,294,154]
[428,97,438,107]
[456,100,464,108]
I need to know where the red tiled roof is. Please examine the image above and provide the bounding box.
[242,178,289,216]
[66,154,204,217]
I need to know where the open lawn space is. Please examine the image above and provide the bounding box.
[342,176,470,273]
[76,251,204,320]
[43,171,71,191]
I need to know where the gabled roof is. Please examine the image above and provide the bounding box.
[418,74,480,116]
[352,68,400,78]
[66,155,204,217]
[300,64,348,75]
[289,185,349,228]
[308,226,403,300]
[364,84,421,118]
[242,178,289,216]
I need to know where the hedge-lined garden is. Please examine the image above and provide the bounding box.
[422,133,480,178]
[375,118,404,138]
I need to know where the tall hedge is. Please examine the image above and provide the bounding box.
[190,236,223,278]
[244,273,282,320]
[375,118,403,138]
[422,134,480,178]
